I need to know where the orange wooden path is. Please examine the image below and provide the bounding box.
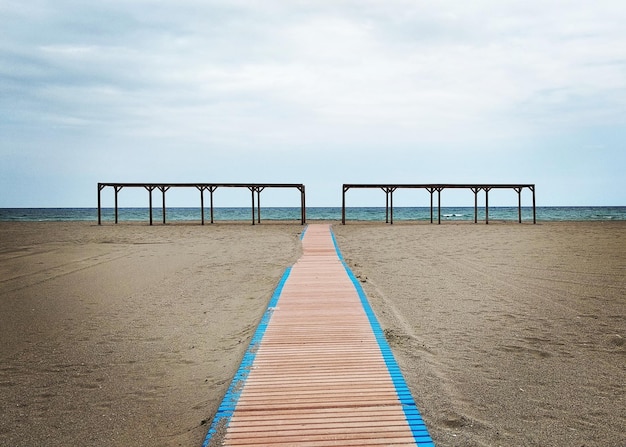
[203,224,434,446]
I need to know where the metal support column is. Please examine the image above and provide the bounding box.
[437,188,443,224]
[389,187,397,225]
[485,188,491,224]
[383,188,389,223]
[530,185,537,224]
[427,188,434,223]
[300,186,306,225]
[114,186,122,224]
[97,183,103,225]
[256,187,265,224]
[159,186,170,224]
[250,187,256,225]
[209,187,217,224]
[146,186,155,225]
[472,187,480,223]
[515,187,522,223]
[198,187,205,225]
[342,186,347,225]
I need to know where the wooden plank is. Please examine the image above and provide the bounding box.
[203,224,433,447]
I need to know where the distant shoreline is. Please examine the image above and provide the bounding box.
[1,206,625,222]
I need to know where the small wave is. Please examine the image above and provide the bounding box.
[443,213,464,217]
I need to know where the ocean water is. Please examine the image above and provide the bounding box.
[1,207,625,222]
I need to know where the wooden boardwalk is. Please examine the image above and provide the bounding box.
[202,224,434,447]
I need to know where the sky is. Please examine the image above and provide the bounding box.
[1,0,625,207]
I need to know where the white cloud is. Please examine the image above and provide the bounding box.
[1,0,625,205]
[6,0,625,140]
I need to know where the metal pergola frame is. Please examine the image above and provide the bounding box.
[97,183,306,225]
[342,184,536,224]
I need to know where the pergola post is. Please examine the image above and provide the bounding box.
[427,188,434,224]
[342,186,347,225]
[529,185,537,224]
[159,186,170,224]
[256,187,265,224]
[209,186,217,224]
[515,187,522,223]
[389,187,397,225]
[97,183,103,225]
[250,187,256,225]
[437,188,443,224]
[383,188,390,224]
[300,185,306,225]
[472,187,480,223]
[114,186,122,224]
[485,187,491,224]
[198,187,205,225]
[146,186,155,225]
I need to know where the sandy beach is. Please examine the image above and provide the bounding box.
[333,221,625,447]
[1,220,624,447]
[0,222,302,447]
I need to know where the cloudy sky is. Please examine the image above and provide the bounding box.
[1,0,625,207]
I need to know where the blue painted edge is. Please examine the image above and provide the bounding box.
[299,224,309,240]
[329,227,436,447]
[201,266,293,447]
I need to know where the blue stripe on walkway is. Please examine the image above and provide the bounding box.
[201,266,292,447]
[330,226,436,446]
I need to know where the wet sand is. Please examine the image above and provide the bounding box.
[1,221,624,446]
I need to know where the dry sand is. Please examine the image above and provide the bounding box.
[333,221,625,447]
[1,220,624,447]
[0,222,302,447]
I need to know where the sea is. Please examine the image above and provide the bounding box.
[1,207,625,222]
